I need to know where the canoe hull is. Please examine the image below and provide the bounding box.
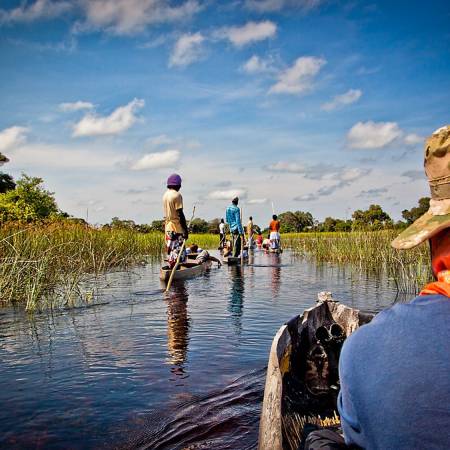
[258,292,373,450]
[160,261,212,282]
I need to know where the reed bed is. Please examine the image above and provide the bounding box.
[0,223,166,310]
[282,231,432,293]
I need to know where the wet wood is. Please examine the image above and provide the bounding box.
[258,292,374,450]
[160,261,212,282]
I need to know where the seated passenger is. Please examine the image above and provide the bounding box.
[195,249,221,267]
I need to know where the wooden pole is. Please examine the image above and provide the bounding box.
[165,206,196,292]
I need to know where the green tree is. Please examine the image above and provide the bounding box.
[0,174,59,222]
[150,219,165,232]
[0,152,15,193]
[190,218,208,233]
[402,197,430,224]
[278,211,314,232]
[352,204,392,230]
[208,218,221,234]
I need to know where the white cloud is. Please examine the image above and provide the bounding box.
[242,55,274,74]
[321,89,362,111]
[404,133,423,146]
[248,198,268,204]
[130,149,180,170]
[269,56,326,95]
[245,0,323,12]
[0,126,29,153]
[207,189,248,200]
[169,32,205,67]
[265,161,305,173]
[77,0,202,35]
[0,0,72,24]
[72,98,144,137]
[218,21,277,47]
[147,134,174,147]
[347,121,403,149]
[59,101,94,112]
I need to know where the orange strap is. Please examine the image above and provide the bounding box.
[420,270,450,297]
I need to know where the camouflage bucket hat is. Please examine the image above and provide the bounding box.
[392,125,450,249]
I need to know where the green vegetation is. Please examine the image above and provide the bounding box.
[282,231,432,293]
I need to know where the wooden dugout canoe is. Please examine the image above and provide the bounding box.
[258,292,374,450]
[159,260,212,282]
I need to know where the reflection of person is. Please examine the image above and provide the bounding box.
[228,266,244,334]
[306,126,450,449]
[163,174,189,268]
[269,214,280,249]
[166,282,190,372]
[219,218,226,249]
[270,257,281,297]
[226,197,244,258]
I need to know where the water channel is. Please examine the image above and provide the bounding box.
[0,250,401,449]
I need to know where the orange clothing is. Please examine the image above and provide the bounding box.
[420,270,450,297]
[269,220,280,232]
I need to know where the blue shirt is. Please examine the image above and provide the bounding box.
[226,204,244,234]
[338,295,450,450]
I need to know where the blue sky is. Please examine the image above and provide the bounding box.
[0,0,449,226]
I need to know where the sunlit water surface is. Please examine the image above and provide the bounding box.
[0,251,402,449]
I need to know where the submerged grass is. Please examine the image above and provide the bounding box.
[282,231,432,293]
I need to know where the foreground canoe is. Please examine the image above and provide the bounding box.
[258,292,374,450]
[160,261,212,282]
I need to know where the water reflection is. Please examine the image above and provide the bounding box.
[228,266,245,334]
[269,254,281,298]
[165,281,190,377]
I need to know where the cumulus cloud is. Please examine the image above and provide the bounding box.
[130,149,180,170]
[76,0,202,35]
[207,189,248,200]
[169,32,205,67]
[248,198,268,204]
[404,133,423,146]
[59,101,94,112]
[241,55,274,74]
[358,187,388,198]
[245,0,323,12]
[0,0,72,24]
[0,126,29,152]
[347,121,403,149]
[269,56,326,95]
[265,161,342,180]
[265,161,305,173]
[72,98,144,137]
[321,89,362,111]
[218,21,276,47]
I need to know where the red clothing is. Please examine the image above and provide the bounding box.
[269,220,280,232]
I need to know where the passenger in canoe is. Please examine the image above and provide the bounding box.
[305,126,450,450]
[256,232,263,249]
[163,173,189,269]
[269,214,281,250]
[226,197,245,258]
[186,244,222,267]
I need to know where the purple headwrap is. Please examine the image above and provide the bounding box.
[167,173,182,186]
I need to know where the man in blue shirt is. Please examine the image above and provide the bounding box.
[226,197,244,258]
[305,126,450,450]
[336,126,450,450]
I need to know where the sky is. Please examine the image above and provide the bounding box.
[0,0,449,226]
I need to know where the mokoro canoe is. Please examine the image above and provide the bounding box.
[268,248,283,254]
[258,292,374,450]
[222,256,248,265]
[159,260,212,282]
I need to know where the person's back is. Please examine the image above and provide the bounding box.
[269,219,280,232]
[338,294,450,450]
[163,188,183,233]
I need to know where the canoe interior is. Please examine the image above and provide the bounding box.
[258,293,374,450]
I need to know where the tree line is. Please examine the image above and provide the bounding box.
[0,150,430,232]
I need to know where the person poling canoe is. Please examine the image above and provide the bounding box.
[219,218,226,250]
[226,197,245,258]
[163,173,189,269]
[247,216,254,249]
[304,125,450,450]
[269,214,281,250]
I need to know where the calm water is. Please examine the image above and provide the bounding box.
[0,251,400,449]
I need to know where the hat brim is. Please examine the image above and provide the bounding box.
[391,210,450,249]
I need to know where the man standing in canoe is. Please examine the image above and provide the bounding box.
[163,173,189,269]
[269,214,281,249]
[305,126,450,450]
[219,218,226,249]
[226,197,244,258]
[247,216,254,248]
